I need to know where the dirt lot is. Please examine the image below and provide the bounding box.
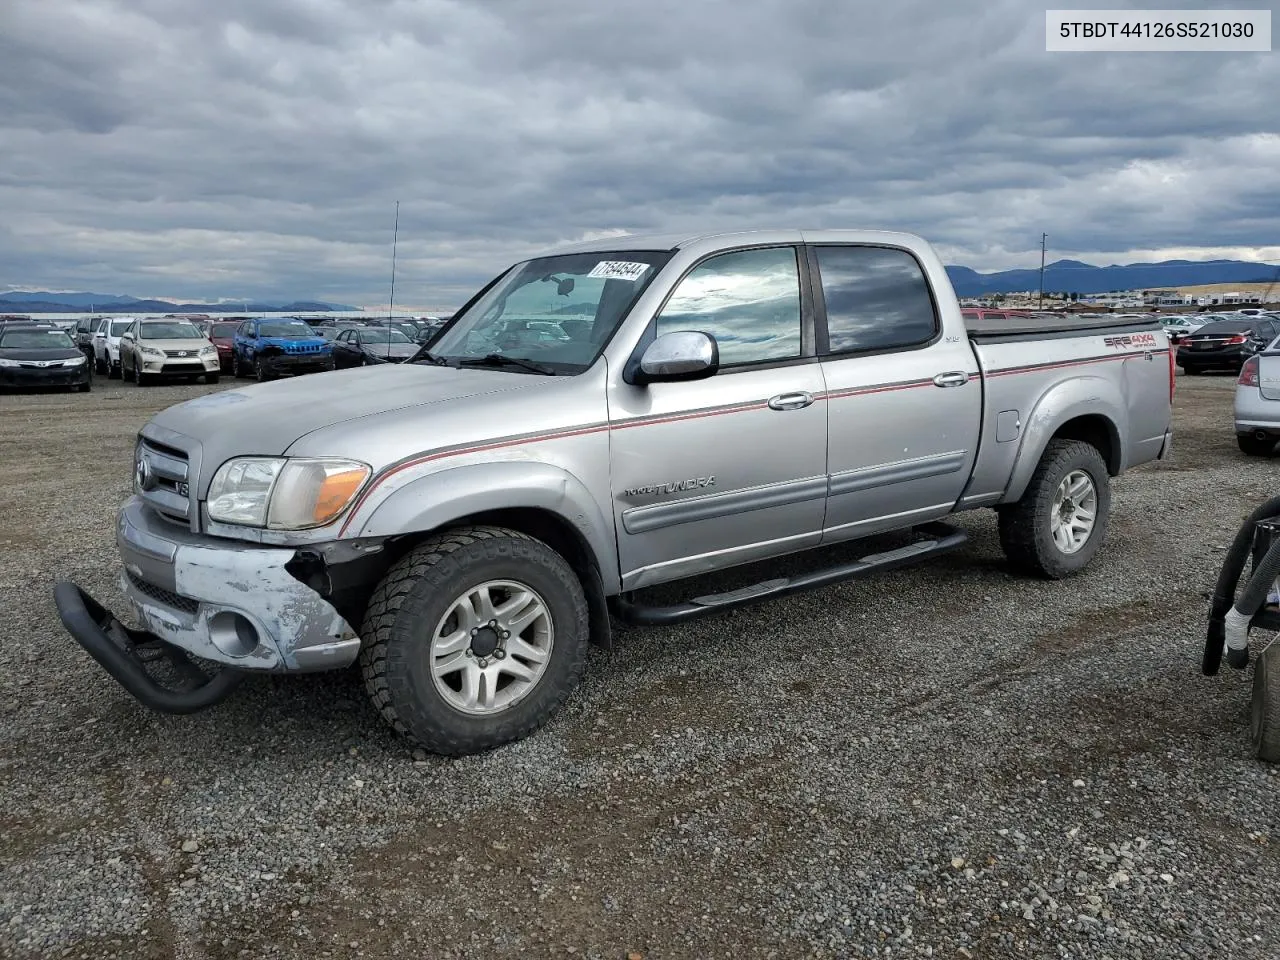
[2,371,1279,960]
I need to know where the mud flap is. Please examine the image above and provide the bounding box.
[53,581,245,714]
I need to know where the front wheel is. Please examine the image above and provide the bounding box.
[205,372,220,385]
[358,526,589,756]
[998,439,1111,579]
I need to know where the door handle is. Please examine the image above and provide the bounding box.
[933,371,969,388]
[768,391,814,411]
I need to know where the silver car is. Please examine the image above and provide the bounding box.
[1235,334,1280,456]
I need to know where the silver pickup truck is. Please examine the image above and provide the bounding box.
[55,230,1174,755]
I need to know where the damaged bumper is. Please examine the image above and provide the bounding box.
[100,497,360,672]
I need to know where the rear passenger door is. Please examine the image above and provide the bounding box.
[808,244,982,542]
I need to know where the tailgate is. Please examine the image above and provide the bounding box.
[1260,355,1280,400]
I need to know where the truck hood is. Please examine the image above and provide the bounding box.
[147,363,552,464]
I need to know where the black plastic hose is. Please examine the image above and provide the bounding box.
[1204,496,1280,675]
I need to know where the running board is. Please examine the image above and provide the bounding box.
[609,522,968,626]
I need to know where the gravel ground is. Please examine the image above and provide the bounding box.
[2,371,1279,960]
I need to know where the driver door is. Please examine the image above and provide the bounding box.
[607,245,828,591]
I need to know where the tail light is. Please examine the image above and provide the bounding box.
[1240,356,1260,387]
[1226,334,1248,345]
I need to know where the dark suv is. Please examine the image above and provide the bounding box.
[1178,317,1280,374]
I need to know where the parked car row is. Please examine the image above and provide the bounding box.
[1178,314,1280,375]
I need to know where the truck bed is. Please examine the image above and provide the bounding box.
[966,313,1162,341]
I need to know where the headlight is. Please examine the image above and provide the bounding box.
[64,355,86,366]
[207,457,371,529]
[199,345,217,357]
[140,346,164,357]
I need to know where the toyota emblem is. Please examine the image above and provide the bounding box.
[135,455,156,491]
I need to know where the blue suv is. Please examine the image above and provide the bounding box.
[231,317,334,381]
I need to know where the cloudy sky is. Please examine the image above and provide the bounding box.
[2,0,1278,309]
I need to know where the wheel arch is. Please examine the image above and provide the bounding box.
[352,462,620,648]
[1001,378,1126,504]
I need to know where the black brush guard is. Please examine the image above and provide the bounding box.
[53,581,245,713]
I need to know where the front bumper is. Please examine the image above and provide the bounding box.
[261,353,334,375]
[137,355,220,376]
[0,361,90,387]
[109,497,360,672]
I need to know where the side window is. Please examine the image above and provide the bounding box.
[654,247,801,367]
[814,246,939,355]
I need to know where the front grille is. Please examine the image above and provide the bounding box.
[284,342,325,354]
[137,436,192,524]
[163,349,201,358]
[127,570,199,614]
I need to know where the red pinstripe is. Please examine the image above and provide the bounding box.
[337,347,1161,534]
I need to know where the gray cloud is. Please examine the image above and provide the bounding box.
[1,0,1277,308]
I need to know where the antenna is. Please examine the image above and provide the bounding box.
[387,200,399,360]
[1038,233,1047,310]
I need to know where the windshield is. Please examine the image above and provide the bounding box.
[259,320,314,338]
[0,329,74,349]
[210,323,238,337]
[141,322,202,339]
[109,320,133,336]
[362,329,412,344]
[429,250,673,373]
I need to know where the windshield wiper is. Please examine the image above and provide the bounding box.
[406,346,447,366]
[456,353,557,375]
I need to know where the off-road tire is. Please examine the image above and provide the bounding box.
[1238,434,1276,457]
[358,525,589,756]
[1252,642,1280,762]
[998,438,1111,579]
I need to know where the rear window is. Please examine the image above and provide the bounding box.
[1194,321,1250,334]
[109,320,133,336]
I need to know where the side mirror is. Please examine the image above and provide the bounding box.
[635,331,719,385]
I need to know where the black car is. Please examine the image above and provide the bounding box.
[0,323,92,392]
[1177,318,1280,374]
[331,327,421,367]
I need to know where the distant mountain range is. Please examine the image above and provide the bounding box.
[945,259,1279,298]
[4,258,1278,313]
[0,291,358,313]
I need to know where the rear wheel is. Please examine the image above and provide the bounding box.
[359,525,589,756]
[1239,434,1277,457]
[998,439,1111,579]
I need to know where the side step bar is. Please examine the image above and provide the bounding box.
[609,521,969,626]
[53,581,245,714]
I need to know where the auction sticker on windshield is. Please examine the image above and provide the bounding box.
[588,260,650,281]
